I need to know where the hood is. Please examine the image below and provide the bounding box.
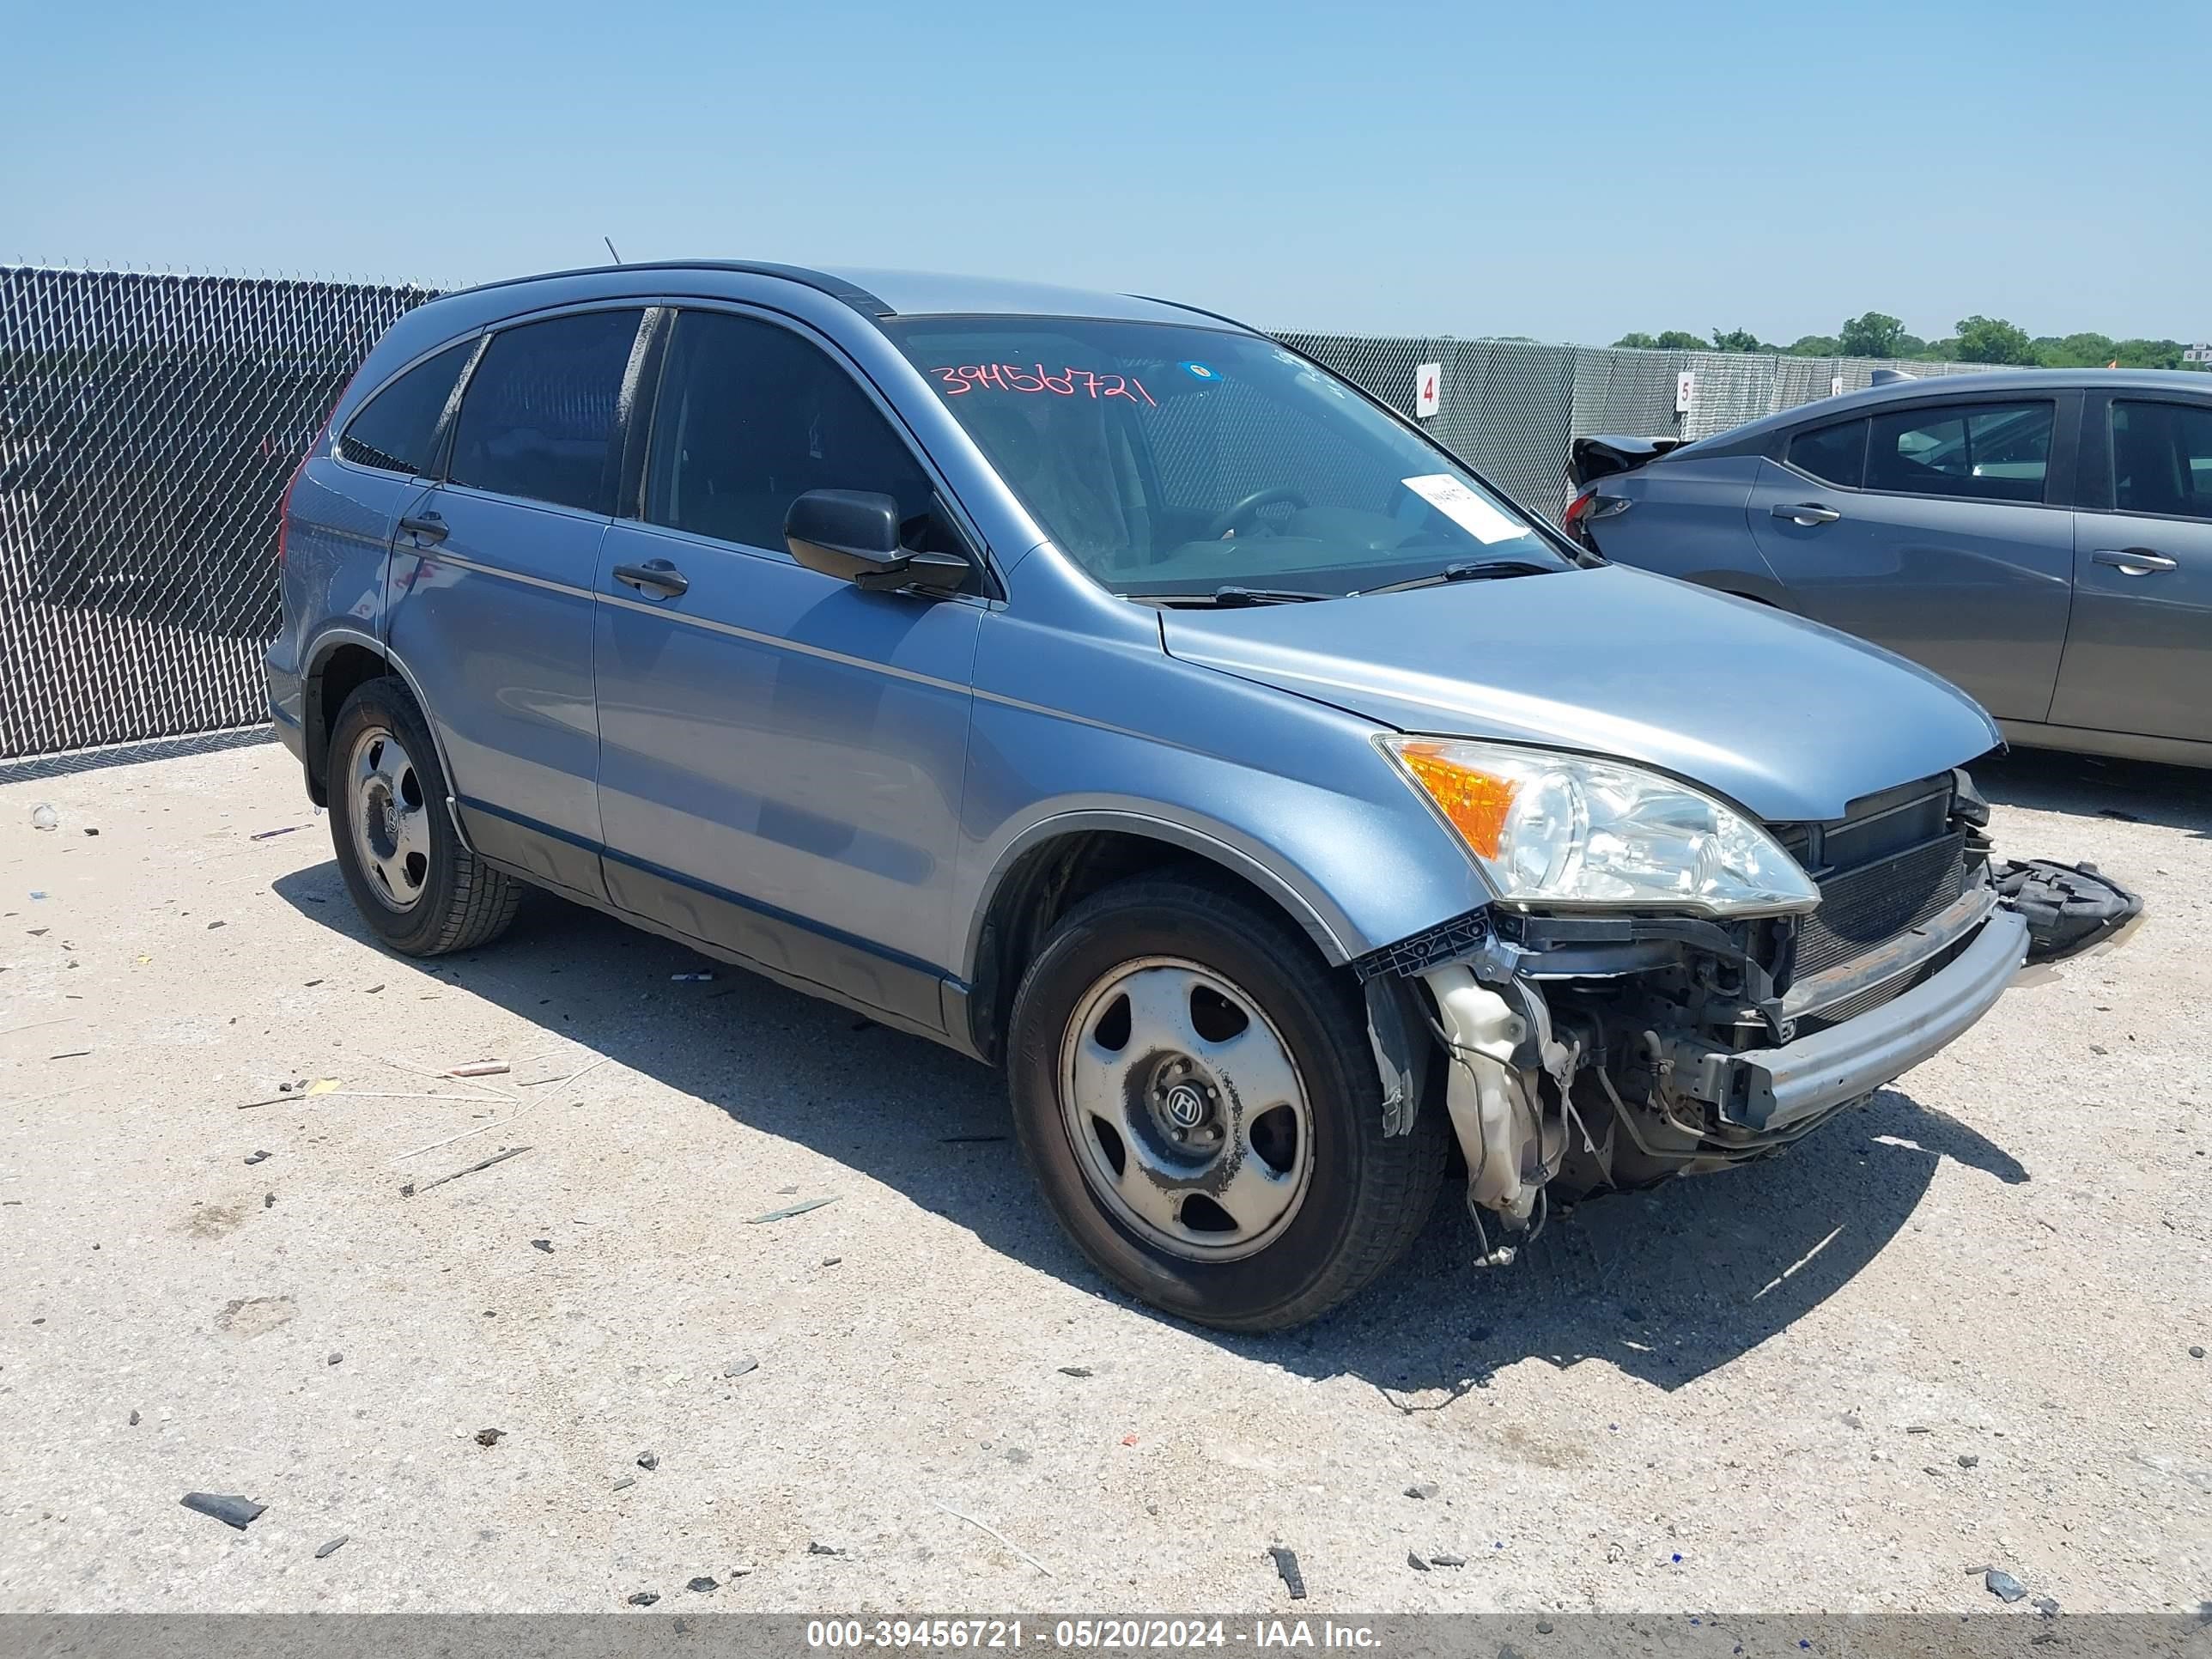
[1160,565,2002,823]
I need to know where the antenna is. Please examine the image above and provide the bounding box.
[603,236,623,264]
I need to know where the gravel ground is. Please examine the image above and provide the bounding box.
[0,737,2206,1614]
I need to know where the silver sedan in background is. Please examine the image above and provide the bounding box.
[1565,368,2212,769]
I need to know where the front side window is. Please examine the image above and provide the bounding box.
[884,317,1565,599]
[1864,399,2053,503]
[644,310,939,553]
[2111,400,2212,520]
[1786,417,1867,488]
[337,340,474,476]
[447,309,644,514]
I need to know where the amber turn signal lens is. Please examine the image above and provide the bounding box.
[1395,742,1520,859]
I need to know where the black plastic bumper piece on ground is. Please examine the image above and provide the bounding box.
[1992,859,2143,961]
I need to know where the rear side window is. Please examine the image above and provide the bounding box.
[2111,400,2212,520]
[1865,400,2053,503]
[337,341,474,476]
[643,309,939,553]
[1786,418,1866,488]
[447,309,644,514]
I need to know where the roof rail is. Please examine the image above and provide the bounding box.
[441,260,894,319]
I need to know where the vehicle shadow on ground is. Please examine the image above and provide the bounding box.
[276,865,2028,1401]
[1973,747,2210,838]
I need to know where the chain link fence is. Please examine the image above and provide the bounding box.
[0,263,2007,759]
[0,266,434,757]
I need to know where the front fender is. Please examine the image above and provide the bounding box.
[955,612,1494,982]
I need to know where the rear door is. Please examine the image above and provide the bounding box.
[2051,391,2212,743]
[386,305,649,902]
[591,305,985,1033]
[1744,392,2079,721]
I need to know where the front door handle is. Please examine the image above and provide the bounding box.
[613,558,689,599]
[2092,548,2179,576]
[1772,502,1842,526]
[398,512,447,544]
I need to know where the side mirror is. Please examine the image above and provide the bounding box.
[785,489,970,596]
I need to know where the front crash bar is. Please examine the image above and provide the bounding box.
[1684,908,2027,1133]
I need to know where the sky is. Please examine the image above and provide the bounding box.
[7,0,2208,348]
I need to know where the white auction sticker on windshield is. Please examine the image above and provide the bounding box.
[1401,474,1527,544]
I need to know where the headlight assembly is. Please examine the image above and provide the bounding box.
[1380,736,1820,916]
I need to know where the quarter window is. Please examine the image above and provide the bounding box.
[2111,400,2212,520]
[446,309,644,514]
[1864,400,2053,503]
[644,309,941,555]
[1786,418,1867,489]
[337,340,474,477]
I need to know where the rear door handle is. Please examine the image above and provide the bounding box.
[612,558,689,599]
[2092,548,2178,576]
[1771,502,1842,526]
[398,512,447,544]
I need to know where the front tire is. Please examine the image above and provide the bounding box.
[1007,872,1446,1332]
[326,678,521,957]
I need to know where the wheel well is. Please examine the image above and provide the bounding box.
[303,643,392,804]
[965,830,1332,1064]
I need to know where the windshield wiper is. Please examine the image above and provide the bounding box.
[1358,558,1562,595]
[1204,586,1333,607]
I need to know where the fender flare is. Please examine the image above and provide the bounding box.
[301,625,474,851]
[962,805,1358,986]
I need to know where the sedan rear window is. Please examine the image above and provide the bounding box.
[1865,400,2053,504]
[1786,418,1867,488]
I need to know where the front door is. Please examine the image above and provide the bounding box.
[2051,392,2212,744]
[592,306,985,1033]
[1745,394,2076,721]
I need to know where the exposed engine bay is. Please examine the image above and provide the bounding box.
[1358,768,2141,1265]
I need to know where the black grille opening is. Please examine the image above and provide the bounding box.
[1794,832,1971,981]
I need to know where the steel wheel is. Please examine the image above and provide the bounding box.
[345,723,431,914]
[1057,955,1314,1261]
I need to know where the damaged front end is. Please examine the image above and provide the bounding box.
[1358,768,2081,1263]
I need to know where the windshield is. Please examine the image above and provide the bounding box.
[884,318,1570,599]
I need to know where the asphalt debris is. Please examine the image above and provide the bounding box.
[127,1410,139,1426]
[807,1541,842,1557]
[1985,1569,2028,1603]
[315,1535,348,1559]
[1267,1545,1307,1600]
[531,1239,553,1254]
[1407,1552,1430,1571]
[243,1150,270,1165]
[626,1592,659,1607]
[2191,1346,2205,1359]
[1406,1482,1439,1499]
[747,1196,837,1224]
[612,1477,635,1492]
[1057,1366,1093,1378]
[1429,1552,1467,1567]
[1959,1453,1982,1468]
[687,1576,719,1593]
[724,1356,759,1378]
[475,1429,504,1448]
[180,1492,265,1530]
[637,1450,659,1470]
[326,1352,342,1366]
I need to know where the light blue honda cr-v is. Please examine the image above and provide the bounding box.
[267,262,2028,1330]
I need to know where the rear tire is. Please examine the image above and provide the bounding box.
[326,677,521,957]
[1007,872,1446,1332]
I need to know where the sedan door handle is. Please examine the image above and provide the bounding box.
[1771,502,1842,526]
[2092,548,2179,576]
[398,512,447,544]
[612,559,689,599]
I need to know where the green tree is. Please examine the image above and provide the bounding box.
[1709,326,1767,353]
[1838,312,1909,358]
[1613,331,1659,349]
[1784,334,1842,356]
[1653,330,1709,350]
[1954,315,2036,364]
[2112,337,2185,369]
[1895,332,1929,357]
